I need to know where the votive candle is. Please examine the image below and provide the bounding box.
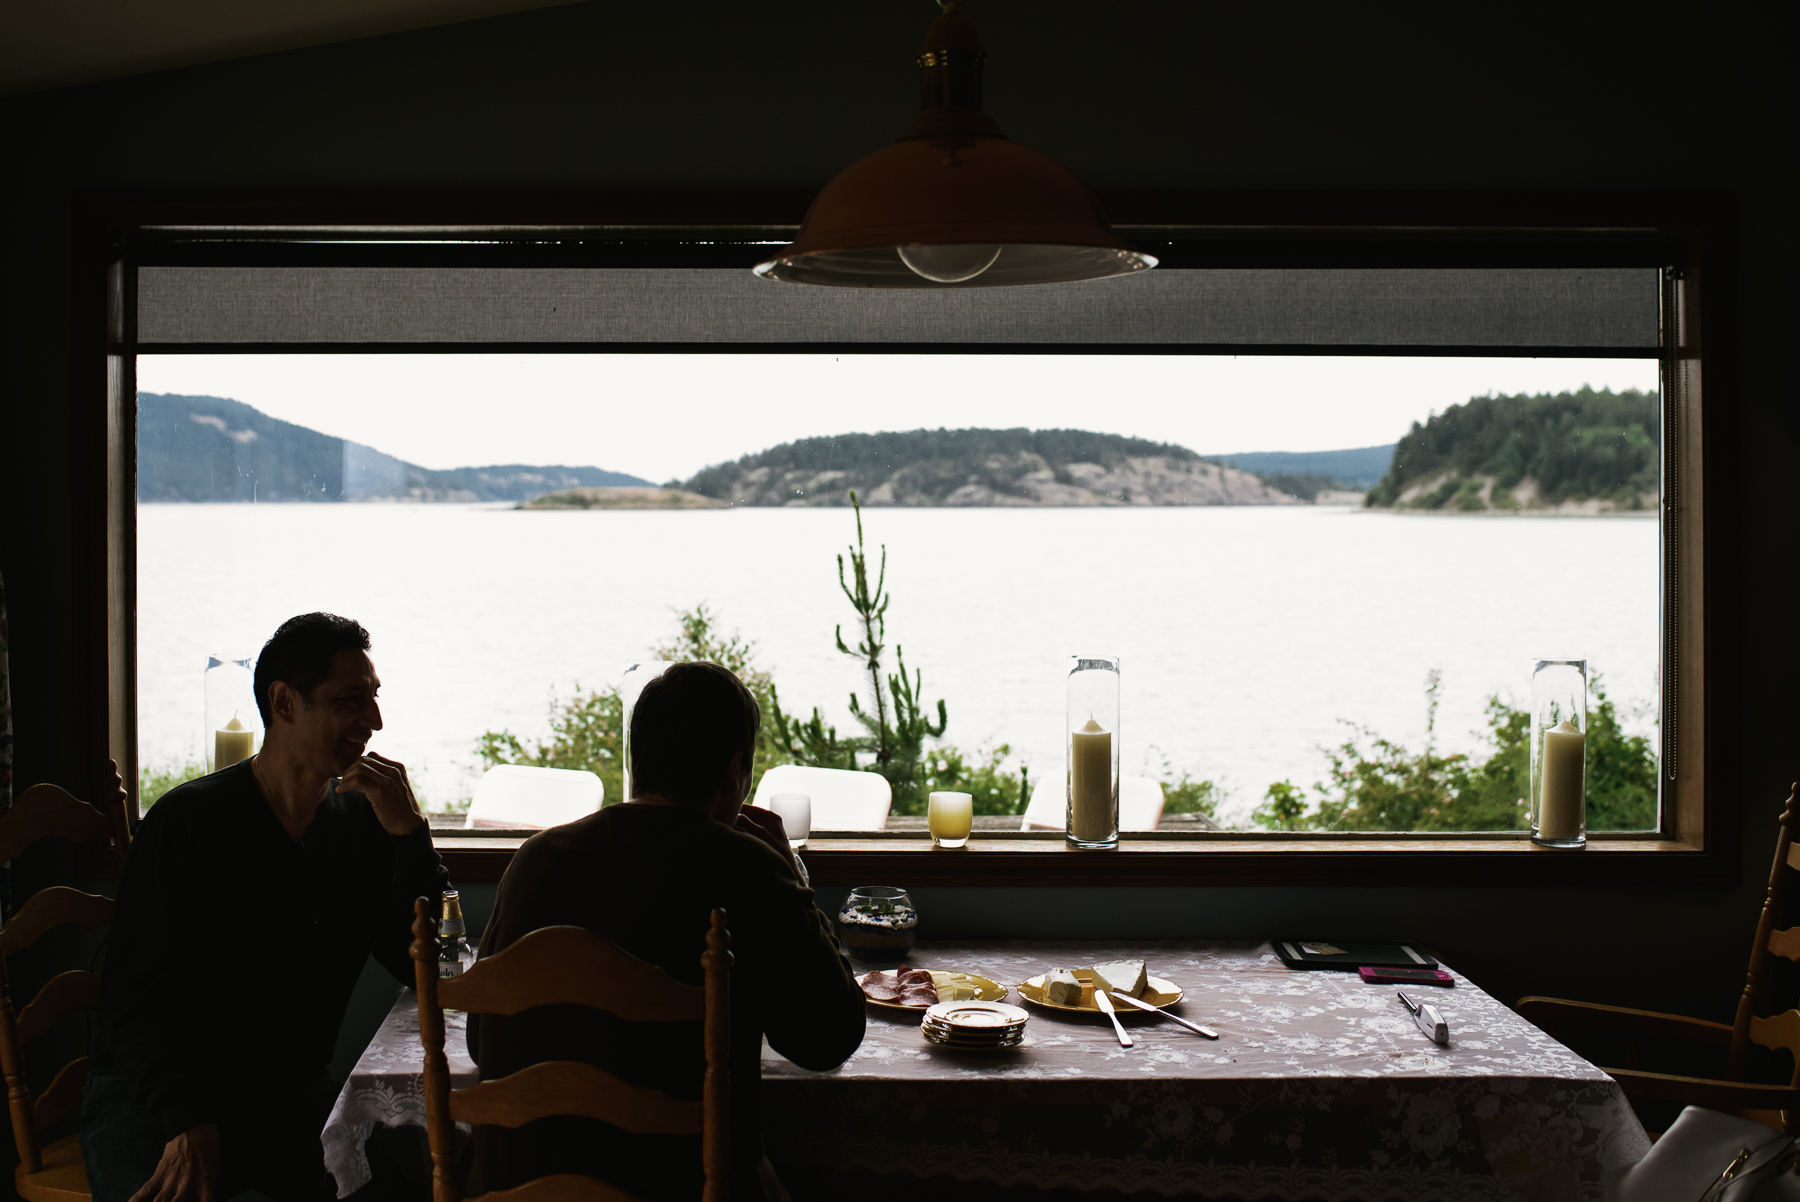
[928,791,973,848]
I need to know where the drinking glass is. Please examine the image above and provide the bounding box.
[767,792,811,849]
[1067,656,1121,849]
[928,791,973,848]
[836,886,918,961]
[1529,659,1588,849]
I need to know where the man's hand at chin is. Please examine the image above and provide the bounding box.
[338,751,426,835]
[735,806,801,879]
[130,1123,220,1202]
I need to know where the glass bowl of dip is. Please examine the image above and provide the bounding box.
[837,886,919,961]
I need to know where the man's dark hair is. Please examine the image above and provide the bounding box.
[629,662,760,807]
[254,612,372,725]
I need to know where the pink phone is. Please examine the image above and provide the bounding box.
[1359,966,1454,987]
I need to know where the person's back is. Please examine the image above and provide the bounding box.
[468,661,864,1201]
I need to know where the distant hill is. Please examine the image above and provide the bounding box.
[1210,446,1395,491]
[1365,387,1658,513]
[138,393,650,502]
[683,428,1301,508]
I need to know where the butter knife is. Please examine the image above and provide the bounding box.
[1093,988,1134,1048]
[1108,990,1220,1039]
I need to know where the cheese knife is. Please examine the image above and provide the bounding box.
[1093,988,1134,1048]
[1107,990,1220,1039]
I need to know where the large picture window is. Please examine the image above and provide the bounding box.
[74,191,1724,884]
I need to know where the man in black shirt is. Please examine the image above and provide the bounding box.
[470,661,864,1201]
[81,613,449,1202]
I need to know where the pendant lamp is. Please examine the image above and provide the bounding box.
[753,1,1155,288]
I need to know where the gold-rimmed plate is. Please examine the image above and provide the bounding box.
[862,970,1009,1012]
[1016,969,1183,1014]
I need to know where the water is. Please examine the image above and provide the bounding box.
[137,504,1658,825]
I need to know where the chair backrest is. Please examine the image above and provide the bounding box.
[1732,782,1800,1081]
[0,783,123,1177]
[749,765,890,831]
[1020,774,1166,832]
[464,765,604,830]
[411,899,732,1202]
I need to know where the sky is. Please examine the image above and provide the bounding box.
[138,354,1662,485]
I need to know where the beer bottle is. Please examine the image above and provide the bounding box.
[439,890,468,978]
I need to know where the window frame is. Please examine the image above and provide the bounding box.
[72,188,1736,886]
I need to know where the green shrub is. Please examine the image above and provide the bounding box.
[139,759,208,811]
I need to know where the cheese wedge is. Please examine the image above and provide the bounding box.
[1092,958,1148,998]
[1043,968,1083,1006]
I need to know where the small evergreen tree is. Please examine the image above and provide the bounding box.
[771,491,949,814]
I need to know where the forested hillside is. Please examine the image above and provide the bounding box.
[138,393,649,501]
[1365,387,1658,512]
[683,428,1298,507]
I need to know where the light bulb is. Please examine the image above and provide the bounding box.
[898,243,1003,283]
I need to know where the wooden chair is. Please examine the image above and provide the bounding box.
[0,783,130,1202]
[410,898,733,1202]
[1518,782,1800,1132]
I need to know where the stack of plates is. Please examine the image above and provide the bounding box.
[922,1001,1029,1050]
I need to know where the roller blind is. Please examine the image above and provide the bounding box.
[136,265,1659,350]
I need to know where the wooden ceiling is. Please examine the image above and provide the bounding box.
[0,0,584,97]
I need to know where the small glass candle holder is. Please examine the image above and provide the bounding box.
[204,654,261,772]
[618,660,671,802]
[1067,656,1121,850]
[928,791,973,848]
[767,792,811,849]
[836,886,918,961]
[1530,659,1588,849]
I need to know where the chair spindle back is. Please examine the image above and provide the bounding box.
[410,898,732,1202]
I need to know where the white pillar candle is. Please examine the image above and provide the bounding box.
[928,791,973,846]
[214,714,255,770]
[1070,719,1114,842]
[1538,718,1586,841]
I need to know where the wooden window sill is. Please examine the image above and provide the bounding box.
[431,832,1719,887]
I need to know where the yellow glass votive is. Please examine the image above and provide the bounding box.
[928,791,973,848]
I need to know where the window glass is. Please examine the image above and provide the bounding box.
[135,352,1661,833]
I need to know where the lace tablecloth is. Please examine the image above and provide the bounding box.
[760,942,1648,1201]
[324,942,1648,1200]
[322,989,474,1197]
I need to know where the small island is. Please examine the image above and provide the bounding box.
[517,486,726,510]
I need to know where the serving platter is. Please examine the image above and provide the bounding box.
[1016,969,1184,1015]
[865,970,1010,1012]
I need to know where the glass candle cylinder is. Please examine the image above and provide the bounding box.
[618,660,671,803]
[1066,656,1121,850]
[1530,659,1588,849]
[204,654,261,773]
[928,790,973,848]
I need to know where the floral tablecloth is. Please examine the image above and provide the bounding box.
[324,942,1648,1200]
[760,942,1648,1201]
[322,990,475,1198]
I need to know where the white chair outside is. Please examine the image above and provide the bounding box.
[1020,773,1166,832]
[465,764,604,829]
[750,764,891,831]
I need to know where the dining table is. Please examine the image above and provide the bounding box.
[321,940,1649,1201]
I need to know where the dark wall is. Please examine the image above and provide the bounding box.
[2,0,1796,1049]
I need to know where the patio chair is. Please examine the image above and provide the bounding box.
[1517,782,1800,1133]
[0,782,131,1202]
[1020,774,1166,832]
[749,765,890,831]
[411,898,732,1202]
[464,764,603,830]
